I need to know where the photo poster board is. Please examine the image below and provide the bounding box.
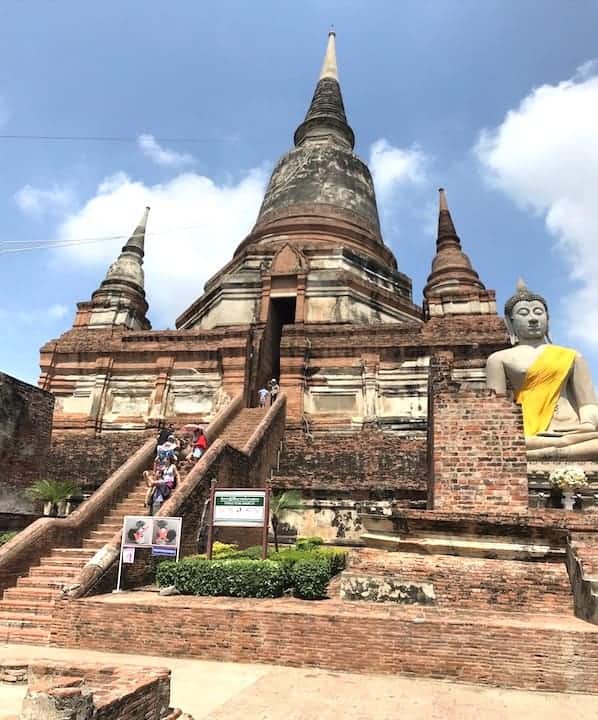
[116,516,182,592]
[207,485,270,561]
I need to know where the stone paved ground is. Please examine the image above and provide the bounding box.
[1,644,596,720]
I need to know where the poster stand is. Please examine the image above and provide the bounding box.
[115,515,182,593]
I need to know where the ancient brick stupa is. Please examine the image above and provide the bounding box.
[40,32,503,444]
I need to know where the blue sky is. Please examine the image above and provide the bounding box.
[2,0,598,383]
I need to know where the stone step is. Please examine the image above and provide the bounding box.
[361,532,565,562]
[29,565,80,579]
[0,600,54,615]
[17,576,69,590]
[3,587,57,602]
[0,612,53,628]
[88,530,119,542]
[110,503,146,514]
[82,539,107,550]
[49,548,94,559]
[42,556,90,568]
[0,626,50,644]
[94,523,122,533]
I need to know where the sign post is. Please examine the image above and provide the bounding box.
[207,487,270,560]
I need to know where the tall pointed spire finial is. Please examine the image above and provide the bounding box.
[123,205,150,257]
[319,28,339,81]
[437,187,458,245]
[293,30,354,149]
[438,187,448,212]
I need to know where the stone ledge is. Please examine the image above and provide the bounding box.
[340,571,435,605]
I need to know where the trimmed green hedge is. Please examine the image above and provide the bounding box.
[156,557,285,598]
[156,543,347,601]
[292,557,331,600]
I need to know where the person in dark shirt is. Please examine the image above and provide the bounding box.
[156,423,175,450]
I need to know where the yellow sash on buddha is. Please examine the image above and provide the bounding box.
[515,345,576,437]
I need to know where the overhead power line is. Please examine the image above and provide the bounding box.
[0,225,206,256]
[0,134,234,144]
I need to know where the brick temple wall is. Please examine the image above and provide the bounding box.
[48,431,153,494]
[276,429,427,493]
[0,372,55,514]
[270,428,428,543]
[429,352,528,512]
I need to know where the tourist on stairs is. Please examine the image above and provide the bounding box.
[192,428,208,460]
[258,387,269,407]
[270,378,280,405]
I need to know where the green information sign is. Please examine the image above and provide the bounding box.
[213,490,266,527]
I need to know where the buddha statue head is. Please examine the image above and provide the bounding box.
[504,278,551,345]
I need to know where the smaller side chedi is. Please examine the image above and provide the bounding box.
[486,279,598,459]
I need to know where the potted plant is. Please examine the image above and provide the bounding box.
[549,467,588,511]
[27,479,80,517]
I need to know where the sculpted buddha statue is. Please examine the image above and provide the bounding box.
[486,280,598,459]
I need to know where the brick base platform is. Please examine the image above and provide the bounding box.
[50,592,598,693]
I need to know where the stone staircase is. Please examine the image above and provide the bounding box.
[0,405,269,646]
[0,473,151,645]
[219,407,267,449]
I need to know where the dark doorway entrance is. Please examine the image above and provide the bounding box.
[268,296,296,382]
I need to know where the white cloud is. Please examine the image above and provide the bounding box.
[369,139,427,200]
[55,168,268,325]
[137,134,195,168]
[47,303,69,319]
[14,184,74,216]
[475,60,598,347]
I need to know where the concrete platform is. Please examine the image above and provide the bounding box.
[1,643,597,720]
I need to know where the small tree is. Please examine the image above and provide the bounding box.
[269,490,303,551]
[27,479,80,517]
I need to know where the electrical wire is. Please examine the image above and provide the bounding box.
[0,226,205,255]
[0,134,234,144]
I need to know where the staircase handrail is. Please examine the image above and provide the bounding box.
[66,394,286,598]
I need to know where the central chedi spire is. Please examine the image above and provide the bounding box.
[177,32,420,330]
[239,29,387,259]
[293,31,354,150]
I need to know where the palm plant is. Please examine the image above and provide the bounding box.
[269,490,303,551]
[27,479,80,517]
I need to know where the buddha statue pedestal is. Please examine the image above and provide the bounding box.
[429,352,529,514]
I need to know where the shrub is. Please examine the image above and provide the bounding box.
[211,542,239,558]
[156,559,179,588]
[295,536,324,551]
[0,531,17,547]
[315,547,347,575]
[232,545,264,560]
[156,557,285,598]
[291,557,331,600]
[221,559,285,598]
